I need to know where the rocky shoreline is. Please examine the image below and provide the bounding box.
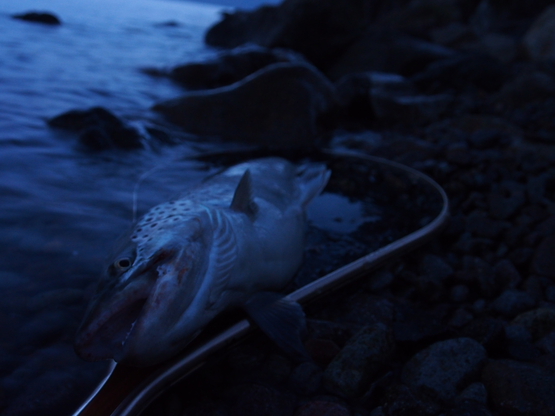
[136,0,555,415]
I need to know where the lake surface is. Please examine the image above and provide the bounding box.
[0,1,232,414]
[0,1,385,414]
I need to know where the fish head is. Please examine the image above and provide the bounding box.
[75,202,215,366]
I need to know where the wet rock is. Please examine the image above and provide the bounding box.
[323,324,395,398]
[531,235,555,279]
[413,54,508,93]
[48,107,143,150]
[371,92,453,125]
[288,362,324,396]
[168,45,304,90]
[493,259,522,290]
[482,359,555,416]
[401,337,487,402]
[445,400,493,416]
[491,289,536,317]
[419,254,453,282]
[382,383,442,416]
[457,382,488,404]
[480,32,517,64]
[328,30,455,80]
[228,383,295,416]
[12,11,61,25]
[305,338,341,367]
[512,308,555,340]
[295,399,350,416]
[375,0,462,36]
[495,70,555,108]
[522,5,555,61]
[153,63,337,147]
[205,0,372,69]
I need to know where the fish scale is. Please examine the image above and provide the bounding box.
[75,158,330,366]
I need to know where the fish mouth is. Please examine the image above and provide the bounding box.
[74,281,152,362]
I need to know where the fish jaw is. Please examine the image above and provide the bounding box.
[74,276,154,362]
[75,235,212,366]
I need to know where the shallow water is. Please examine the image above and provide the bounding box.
[0,1,227,414]
[0,1,396,414]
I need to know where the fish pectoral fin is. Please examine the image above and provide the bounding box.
[244,292,311,362]
[230,169,258,219]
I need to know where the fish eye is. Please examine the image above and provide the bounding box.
[114,257,132,271]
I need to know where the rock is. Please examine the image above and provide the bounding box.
[305,338,341,367]
[153,63,337,147]
[382,383,442,416]
[491,289,536,317]
[327,30,455,80]
[480,32,517,64]
[12,11,61,25]
[227,383,295,416]
[493,259,522,290]
[482,359,555,416]
[205,0,372,69]
[522,5,555,61]
[457,382,488,404]
[15,310,76,350]
[168,45,305,90]
[401,337,487,402]
[371,92,453,125]
[323,324,395,398]
[495,70,555,108]
[444,401,493,416]
[531,235,555,279]
[419,254,454,282]
[288,361,323,396]
[47,107,143,150]
[295,399,350,416]
[413,54,508,93]
[512,308,555,340]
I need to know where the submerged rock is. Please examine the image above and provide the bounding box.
[153,63,337,147]
[168,45,305,90]
[48,107,143,150]
[12,11,61,25]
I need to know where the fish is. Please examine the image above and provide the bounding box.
[74,157,331,366]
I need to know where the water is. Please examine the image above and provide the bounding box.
[0,1,227,414]
[0,1,447,414]
[0,2,384,414]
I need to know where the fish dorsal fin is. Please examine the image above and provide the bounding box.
[230,169,258,219]
[206,209,237,309]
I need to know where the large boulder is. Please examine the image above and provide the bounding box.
[327,29,455,80]
[168,45,305,90]
[153,63,338,147]
[205,0,374,70]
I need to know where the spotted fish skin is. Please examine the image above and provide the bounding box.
[74,158,330,366]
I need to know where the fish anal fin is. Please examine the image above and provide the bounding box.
[230,169,258,219]
[244,292,311,362]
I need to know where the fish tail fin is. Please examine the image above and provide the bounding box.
[296,163,331,208]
